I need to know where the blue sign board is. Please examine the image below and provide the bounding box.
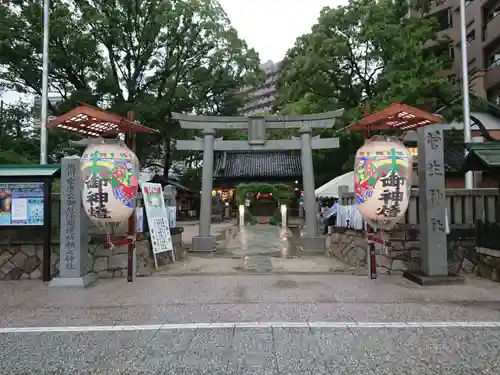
[0,183,44,226]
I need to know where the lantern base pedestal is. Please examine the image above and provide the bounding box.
[301,236,326,252]
[190,235,216,252]
[403,271,465,286]
[49,273,98,288]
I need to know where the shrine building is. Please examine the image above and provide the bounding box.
[212,150,302,217]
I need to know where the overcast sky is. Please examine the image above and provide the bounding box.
[218,0,345,62]
[1,0,345,103]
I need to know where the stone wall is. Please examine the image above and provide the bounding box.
[466,251,500,282]
[0,244,59,280]
[0,231,182,281]
[328,227,475,276]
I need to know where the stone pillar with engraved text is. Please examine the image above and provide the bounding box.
[50,156,97,288]
[417,127,448,276]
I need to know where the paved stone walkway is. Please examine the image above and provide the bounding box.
[222,225,297,257]
[163,224,349,275]
[222,225,299,273]
[2,275,500,373]
[3,325,500,374]
[180,221,236,246]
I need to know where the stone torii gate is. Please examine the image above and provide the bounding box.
[173,110,344,252]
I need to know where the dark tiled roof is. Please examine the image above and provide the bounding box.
[461,142,500,172]
[214,151,302,179]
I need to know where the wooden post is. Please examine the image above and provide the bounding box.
[42,179,52,282]
[496,176,500,221]
[366,223,377,280]
[360,131,377,280]
[126,111,137,283]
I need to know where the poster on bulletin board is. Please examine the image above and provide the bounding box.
[0,183,44,226]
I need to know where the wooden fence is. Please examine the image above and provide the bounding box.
[339,188,499,228]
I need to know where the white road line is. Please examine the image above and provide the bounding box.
[1,321,500,333]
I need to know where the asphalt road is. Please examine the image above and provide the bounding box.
[1,324,499,374]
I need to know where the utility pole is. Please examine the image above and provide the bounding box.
[0,100,4,138]
[40,0,50,164]
[459,0,473,189]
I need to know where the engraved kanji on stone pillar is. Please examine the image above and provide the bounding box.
[50,156,97,288]
[417,127,448,276]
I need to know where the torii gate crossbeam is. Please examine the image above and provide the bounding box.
[173,110,344,252]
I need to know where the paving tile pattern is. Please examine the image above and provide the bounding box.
[222,225,295,258]
[3,275,500,325]
[1,326,500,374]
[2,274,500,373]
[218,225,351,273]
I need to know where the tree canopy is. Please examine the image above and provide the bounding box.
[0,100,71,164]
[0,0,261,170]
[275,0,461,185]
[278,0,458,117]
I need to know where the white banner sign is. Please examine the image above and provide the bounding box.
[141,183,173,258]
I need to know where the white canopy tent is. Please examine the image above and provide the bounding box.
[315,171,354,198]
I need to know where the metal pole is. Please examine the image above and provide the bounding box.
[126,112,137,283]
[40,0,50,164]
[0,100,4,137]
[459,0,473,189]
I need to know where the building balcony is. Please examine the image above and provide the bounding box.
[242,95,277,112]
[429,0,452,13]
[483,13,500,48]
[485,63,500,91]
[247,85,276,100]
[423,27,453,48]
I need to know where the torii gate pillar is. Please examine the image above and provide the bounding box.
[174,110,344,252]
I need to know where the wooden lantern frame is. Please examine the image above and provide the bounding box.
[48,103,159,282]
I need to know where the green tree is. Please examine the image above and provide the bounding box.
[277,0,456,118]
[0,0,261,171]
[0,101,39,164]
[0,99,78,164]
[179,166,202,190]
[275,0,460,184]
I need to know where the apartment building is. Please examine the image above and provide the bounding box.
[239,60,282,116]
[428,0,500,104]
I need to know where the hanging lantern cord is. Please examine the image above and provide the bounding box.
[104,232,137,249]
[126,233,137,244]
[106,232,114,249]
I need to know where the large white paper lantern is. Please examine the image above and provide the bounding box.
[354,135,412,230]
[81,139,140,225]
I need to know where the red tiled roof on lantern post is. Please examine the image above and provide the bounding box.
[343,103,444,133]
[47,103,158,283]
[47,103,159,137]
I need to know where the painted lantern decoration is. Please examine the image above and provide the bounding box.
[354,136,412,230]
[81,140,140,225]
